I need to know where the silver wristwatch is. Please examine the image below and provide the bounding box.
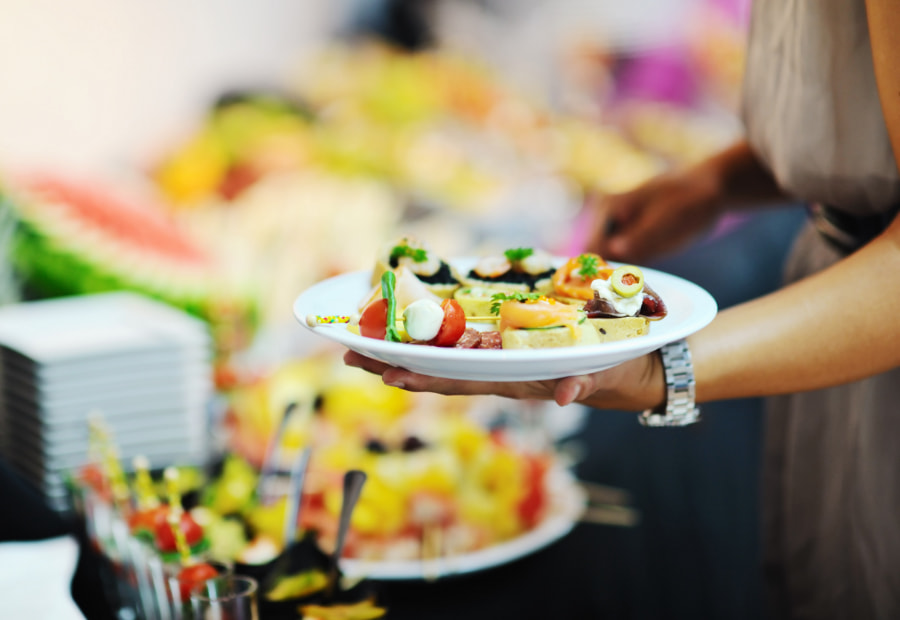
[639,339,701,427]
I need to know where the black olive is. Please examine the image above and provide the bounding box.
[401,436,428,452]
[365,439,389,454]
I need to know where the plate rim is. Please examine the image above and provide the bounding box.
[338,466,586,580]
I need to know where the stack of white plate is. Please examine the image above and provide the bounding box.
[0,292,213,510]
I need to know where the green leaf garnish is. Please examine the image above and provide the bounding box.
[489,291,542,315]
[390,243,428,263]
[504,247,534,263]
[576,254,601,278]
[381,271,402,342]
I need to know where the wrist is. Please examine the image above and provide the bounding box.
[639,339,701,427]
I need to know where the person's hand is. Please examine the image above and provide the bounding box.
[585,163,725,263]
[343,350,665,411]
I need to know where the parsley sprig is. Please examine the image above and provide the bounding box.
[504,247,534,263]
[576,253,602,278]
[390,243,428,263]
[490,291,543,315]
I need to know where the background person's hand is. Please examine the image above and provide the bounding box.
[343,350,665,411]
[585,164,726,264]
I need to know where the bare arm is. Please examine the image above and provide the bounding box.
[866,0,900,165]
[686,221,900,403]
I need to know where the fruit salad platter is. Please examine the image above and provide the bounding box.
[215,355,585,580]
[295,237,717,381]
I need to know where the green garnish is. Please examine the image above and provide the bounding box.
[489,291,542,315]
[381,271,402,342]
[390,243,428,263]
[576,254,601,278]
[504,247,534,263]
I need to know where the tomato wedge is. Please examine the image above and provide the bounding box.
[358,298,389,340]
[429,299,466,347]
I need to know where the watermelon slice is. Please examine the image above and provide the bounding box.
[2,175,260,354]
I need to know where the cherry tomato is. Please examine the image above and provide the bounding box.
[358,298,389,340]
[177,562,219,600]
[428,299,466,347]
[517,455,549,529]
[128,505,168,536]
[79,463,111,500]
[153,510,204,553]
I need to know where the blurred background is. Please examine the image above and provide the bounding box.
[0,1,806,619]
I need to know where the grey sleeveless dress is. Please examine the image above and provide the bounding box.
[741,2,900,618]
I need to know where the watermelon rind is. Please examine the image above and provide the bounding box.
[2,180,260,354]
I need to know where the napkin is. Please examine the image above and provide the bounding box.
[0,536,86,619]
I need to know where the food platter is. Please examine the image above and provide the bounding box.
[339,466,586,581]
[293,258,717,382]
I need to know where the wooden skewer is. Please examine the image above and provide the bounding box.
[307,314,498,327]
[421,524,443,582]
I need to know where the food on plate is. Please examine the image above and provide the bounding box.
[371,237,462,298]
[358,272,467,346]
[452,285,501,318]
[462,247,556,293]
[491,292,600,350]
[550,253,614,303]
[583,264,668,341]
[357,265,441,312]
[306,244,670,350]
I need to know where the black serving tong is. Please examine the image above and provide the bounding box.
[259,443,314,594]
[326,470,367,599]
[257,402,300,506]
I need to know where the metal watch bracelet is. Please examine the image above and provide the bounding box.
[639,339,701,427]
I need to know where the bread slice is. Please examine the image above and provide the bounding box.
[500,317,650,349]
[453,286,498,318]
[586,317,650,342]
[460,275,554,295]
[501,322,601,349]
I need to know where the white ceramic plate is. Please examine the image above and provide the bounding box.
[293,258,717,382]
[339,467,586,581]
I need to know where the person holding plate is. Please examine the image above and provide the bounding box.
[345,2,900,618]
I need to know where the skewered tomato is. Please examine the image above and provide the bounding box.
[128,505,168,538]
[154,510,204,553]
[358,299,389,340]
[176,562,220,600]
[428,299,465,347]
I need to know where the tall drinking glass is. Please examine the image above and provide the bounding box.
[190,575,259,620]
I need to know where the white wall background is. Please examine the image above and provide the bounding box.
[0,0,702,179]
[0,0,350,176]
